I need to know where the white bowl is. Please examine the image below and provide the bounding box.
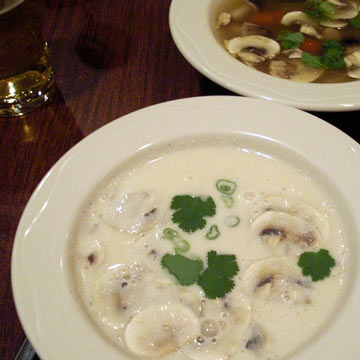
[11,97,360,359]
[169,0,360,111]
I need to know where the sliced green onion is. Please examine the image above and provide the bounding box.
[216,179,237,195]
[225,216,240,227]
[206,225,220,240]
[221,195,234,208]
[163,228,190,252]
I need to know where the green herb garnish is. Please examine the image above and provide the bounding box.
[198,251,239,299]
[171,195,216,233]
[206,224,220,240]
[301,40,345,69]
[163,228,190,253]
[161,253,203,286]
[350,14,360,29]
[216,179,237,195]
[277,31,305,50]
[301,52,323,68]
[162,250,239,298]
[321,40,346,69]
[298,249,336,281]
[305,0,336,22]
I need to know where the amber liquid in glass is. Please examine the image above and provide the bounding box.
[0,0,54,117]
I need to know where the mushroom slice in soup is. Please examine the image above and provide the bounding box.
[282,48,303,59]
[250,195,329,248]
[252,210,322,247]
[330,1,358,19]
[327,0,348,6]
[320,19,348,28]
[182,294,251,360]
[300,24,323,39]
[243,258,312,304]
[125,303,201,358]
[79,238,106,268]
[240,22,270,37]
[344,50,360,78]
[216,11,231,29]
[91,265,174,332]
[245,323,271,354]
[98,188,161,233]
[229,0,257,22]
[269,59,325,82]
[224,35,280,63]
[281,11,318,27]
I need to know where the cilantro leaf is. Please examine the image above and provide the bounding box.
[321,40,345,69]
[301,40,346,70]
[305,0,336,22]
[198,269,235,299]
[277,31,305,50]
[301,52,323,68]
[321,47,346,69]
[161,253,203,285]
[198,251,239,299]
[350,14,360,29]
[171,195,216,233]
[207,250,239,278]
[298,249,336,282]
[322,40,344,51]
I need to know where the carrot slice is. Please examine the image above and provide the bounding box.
[300,37,323,55]
[248,10,286,28]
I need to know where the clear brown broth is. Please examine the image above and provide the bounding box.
[214,0,360,83]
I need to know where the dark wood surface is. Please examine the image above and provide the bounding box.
[1,1,359,359]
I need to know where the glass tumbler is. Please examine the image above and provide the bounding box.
[0,0,54,117]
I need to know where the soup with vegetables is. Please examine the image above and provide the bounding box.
[215,0,360,82]
[73,137,347,360]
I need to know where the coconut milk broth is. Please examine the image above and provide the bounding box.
[214,0,360,83]
[73,138,348,360]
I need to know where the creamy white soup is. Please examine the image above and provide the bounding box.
[73,138,347,360]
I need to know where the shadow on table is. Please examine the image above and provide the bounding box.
[199,75,239,97]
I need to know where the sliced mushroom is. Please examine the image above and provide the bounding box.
[300,24,323,39]
[230,0,257,22]
[269,59,324,82]
[344,50,360,78]
[327,0,348,6]
[282,48,303,59]
[243,258,312,304]
[330,1,358,19]
[252,210,322,247]
[125,304,200,358]
[216,11,231,29]
[281,11,318,27]
[98,189,160,233]
[92,265,180,333]
[224,35,280,63]
[240,22,270,37]
[245,325,267,352]
[78,232,106,268]
[320,20,348,28]
[183,295,251,360]
[251,195,329,247]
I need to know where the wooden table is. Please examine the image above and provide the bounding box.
[1,1,359,359]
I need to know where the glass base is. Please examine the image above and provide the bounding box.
[0,71,54,117]
[0,43,55,118]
